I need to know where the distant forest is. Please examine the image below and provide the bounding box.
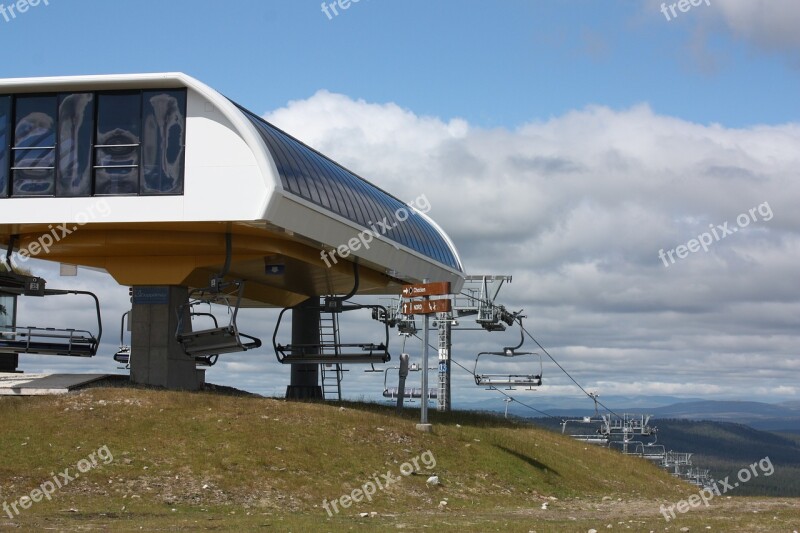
[532,417,800,497]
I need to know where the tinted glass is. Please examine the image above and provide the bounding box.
[57,92,94,197]
[0,96,9,197]
[12,95,57,196]
[141,90,186,194]
[95,92,140,195]
[240,107,461,270]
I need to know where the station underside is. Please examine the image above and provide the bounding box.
[0,221,406,308]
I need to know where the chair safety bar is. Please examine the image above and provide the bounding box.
[175,280,262,358]
[178,325,261,358]
[0,326,97,357]
[383,387,438,400]
[0,288,102,357]
[475,373,542,387]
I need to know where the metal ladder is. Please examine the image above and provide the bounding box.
[319,308,343,401]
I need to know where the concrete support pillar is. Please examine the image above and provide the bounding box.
[130,286,204,390]
[285,297,322,400]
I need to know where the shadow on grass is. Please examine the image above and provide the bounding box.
[495,444,560,476]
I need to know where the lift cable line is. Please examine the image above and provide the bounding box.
[517,321,623,420]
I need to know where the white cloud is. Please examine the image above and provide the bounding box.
[262,90,800,405]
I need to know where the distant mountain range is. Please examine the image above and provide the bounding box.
[455,396,800,432]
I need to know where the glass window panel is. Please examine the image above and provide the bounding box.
[248,111,315,202]
[307,151,357,221]
[12,95,56,196]
[94,92,141,195]
[0,96,9,197]
[141,89,186,195]
[271,133,315,203]
[281,137,324,207]
[358,179,401,241]
[295,148,341,213]
[330,163,372,225]
[57,92,94,197]
[295,150,332,210]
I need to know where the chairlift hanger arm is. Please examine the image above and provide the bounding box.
[323,261,360,312]
[220,231,232,278]
[271,306,291,360]
[119,310,130,347]
[3,235,19,274]
[50,289,103,345]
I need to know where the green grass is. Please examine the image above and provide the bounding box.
[0,387,798,531]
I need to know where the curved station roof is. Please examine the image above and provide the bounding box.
[0,73,464,306]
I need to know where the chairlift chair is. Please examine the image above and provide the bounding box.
[175,279,262,359]
[0,274,102,357]
[473,321,542,390]
[185,312,227,366]
[273,298,391,365]
[609,440,646,455]
[381,363,438,402]
[113,310,132,367]
[117,310,223,368]
[561,416,610,445]
[640,443,667,462]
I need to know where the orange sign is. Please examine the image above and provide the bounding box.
[402,298,452,315]
[401,281,451,298]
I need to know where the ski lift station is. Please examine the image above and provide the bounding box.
[0,72,465,394]
[0,73,541,406]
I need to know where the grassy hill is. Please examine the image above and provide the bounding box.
[0,385,798,532]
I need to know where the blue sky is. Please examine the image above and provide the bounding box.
[3,1,799,408]
[3,0,798,128]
